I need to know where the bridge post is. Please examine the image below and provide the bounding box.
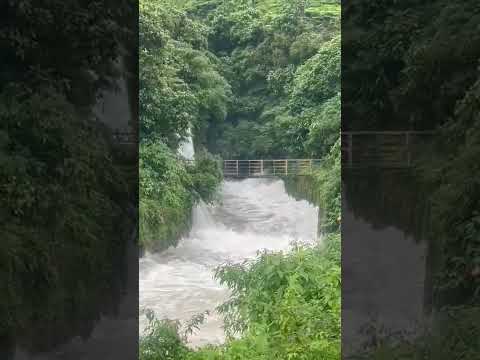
[261,160,264,176]
[236,160,239,177]
[285,159,288,175]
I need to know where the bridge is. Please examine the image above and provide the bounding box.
[112,130,436,174]
[222,131,435,177]
[223,159,323,178]
[341,131,434,169]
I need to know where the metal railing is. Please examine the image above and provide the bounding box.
[341,131,434,168]
[223,159,323,177]
[117,130,436,170]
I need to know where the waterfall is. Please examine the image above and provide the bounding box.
[178,129,195,160]
[192,200,216,230]
[140,178,319,347]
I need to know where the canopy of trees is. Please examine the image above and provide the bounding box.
[187,0,341,160]
[0,0,137,353]
[343,0,480,306]
[342,0,480,357]
[139,0,226,251]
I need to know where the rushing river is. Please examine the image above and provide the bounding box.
[140,178,319,347]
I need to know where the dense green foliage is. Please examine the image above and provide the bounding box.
[190,0,340,160]
[139,0,231,147]
[139,0,227,251]
[139,141,193,251]
[422,77,480,306]
[341,0,480,357]
[140,311,190,360]
[213,234,340,359]
[140,0,341,359]
[343,0,480,308]
[139,141,222,251]
[0,1,136,351]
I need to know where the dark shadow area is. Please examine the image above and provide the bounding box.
[342,0,480,358]
[341,170,430,356]
[0,2,138,359]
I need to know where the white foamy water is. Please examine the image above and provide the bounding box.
[139,178,319,347]
[178,131,195,160]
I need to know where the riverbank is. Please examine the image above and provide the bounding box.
[139,141,222,254]
[139,175,341,360]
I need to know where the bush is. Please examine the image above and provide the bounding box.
[140,236,341,360]
[139,140,222,252]
[139,140,193,251]
[140,310,190,360]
